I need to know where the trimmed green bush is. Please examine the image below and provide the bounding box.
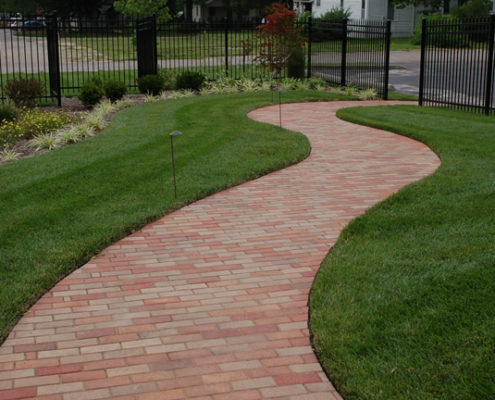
[78,80,105,108]
[175,71,206,91]
[0,103,20,123]
[103,79,127,103]
[5,77,43,108]
[312,7,351,42]
[137,74,164,95]
[159,69,176,90]
[287,49,306,79]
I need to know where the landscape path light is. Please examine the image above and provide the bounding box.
[278,88,285,128]
[170,130,182,199]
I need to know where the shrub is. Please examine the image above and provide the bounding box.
[312,7,351,42]
[287,49,306,79]
[451,0,492,18]
[320,7,352,21]
[5,77,43,108]
[78,80,105,107]
[412,14,469,47]
[103,79,127,102]
[0,120,22,149]
[137,74,164,95]
[16,109,72,139]
[0,102,20,123]
[159,69,176,90]
[452,0,492,42]
[175,71,206,91]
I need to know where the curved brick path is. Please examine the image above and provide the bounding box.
[0,101,440,400]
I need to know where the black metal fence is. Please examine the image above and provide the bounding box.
[419,15,495,115]
[0,14,391,106]
[309,18,391,99]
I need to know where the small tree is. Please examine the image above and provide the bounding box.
[256,3,306,77]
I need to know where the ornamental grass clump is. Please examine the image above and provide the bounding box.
[359,88,378,100]
[93,100,116,117]
[28,132,62,151]
[0,147,22,163]
[83,112,107,131]
[56,126,84,144]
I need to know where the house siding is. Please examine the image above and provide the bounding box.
[296,0,417,37]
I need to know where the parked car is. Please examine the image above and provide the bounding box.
[8,13,23,28]
[23,20,46,30]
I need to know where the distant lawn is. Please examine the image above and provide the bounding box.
[390,37,420,51]
[0,90,351,344]
[70,35,418,62]
[311,105,495,400]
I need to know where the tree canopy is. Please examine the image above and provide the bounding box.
[113,0,170,20]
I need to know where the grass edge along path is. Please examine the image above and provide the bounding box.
[310,105,495,400]
[0,90,352,344]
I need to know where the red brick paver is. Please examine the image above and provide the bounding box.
[0,101,440,399]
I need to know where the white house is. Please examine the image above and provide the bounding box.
[294,0,440,37]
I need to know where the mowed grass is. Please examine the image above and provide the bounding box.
[0,90,351,343]
[310,105,495,400]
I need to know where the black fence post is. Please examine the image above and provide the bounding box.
[307,17,312,79]
[224,17,229,77]
[383,19,391,100]
[419,17,427,107]
[484,14,495,115]
[136,15,157,78]
[46,12,61,107]
[341,19,348,87]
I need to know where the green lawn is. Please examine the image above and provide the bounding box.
[390,37,420,51]
[0,90,350,344]
[69,35,418,62]
[65,32,260,61]
[310,105,495,400]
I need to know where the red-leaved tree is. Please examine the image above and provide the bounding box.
[256,3,306,76]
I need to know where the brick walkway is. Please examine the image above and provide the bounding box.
[0,101,440,400]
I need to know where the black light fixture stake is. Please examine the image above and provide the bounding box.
[170,130,182,199]
[271,72,276,103]
[278,89,284,128]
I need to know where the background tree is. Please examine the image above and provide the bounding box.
[0,0,40,14]
[392,0,450,12]
[113,0,170,21]
[185,0,192,22]
[38,0,110,18]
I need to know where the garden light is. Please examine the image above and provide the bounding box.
[170,130,182,199]
[278,89,285,128]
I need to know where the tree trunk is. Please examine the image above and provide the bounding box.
[186,0,193,22]
[443,0,450,13]
[169,0,176,19]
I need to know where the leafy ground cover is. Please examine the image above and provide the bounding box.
[311,105,495,400]
[0,90,351,344]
